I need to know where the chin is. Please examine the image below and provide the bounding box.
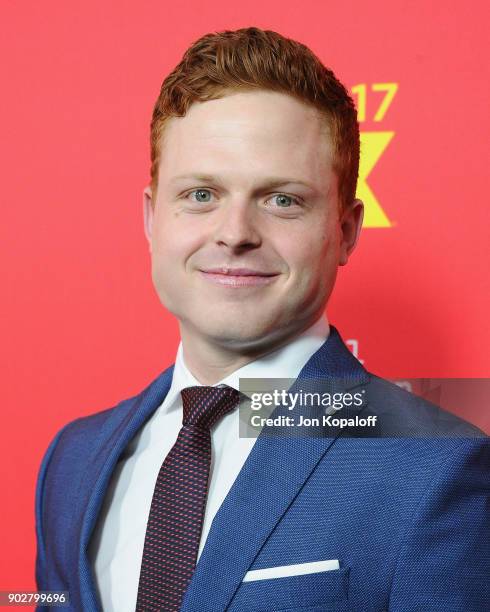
[195,311,303,354]
[197,317,277,348]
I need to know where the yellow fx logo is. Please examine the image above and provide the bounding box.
[351,83,398,228]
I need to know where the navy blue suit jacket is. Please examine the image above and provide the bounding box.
[35,326,490,611]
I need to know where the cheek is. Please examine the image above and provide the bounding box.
[286,232,340,298]
[151,214,199,264]
[287,232,337,270]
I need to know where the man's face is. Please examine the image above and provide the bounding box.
[144,90,362,351]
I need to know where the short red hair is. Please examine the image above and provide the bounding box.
[149,27,359,210]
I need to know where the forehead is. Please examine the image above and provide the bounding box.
[158,90,335,191]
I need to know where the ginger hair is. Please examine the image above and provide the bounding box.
[149,27,359,210]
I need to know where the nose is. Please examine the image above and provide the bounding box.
[212,198,262,251]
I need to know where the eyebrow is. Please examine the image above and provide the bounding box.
[169,173,316,191]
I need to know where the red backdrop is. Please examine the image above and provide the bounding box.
[1,0,489,597]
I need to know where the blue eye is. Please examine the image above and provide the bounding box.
[189,189,213,202]
[271,194,299,207]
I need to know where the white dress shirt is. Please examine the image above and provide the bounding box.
[89,315,330,612]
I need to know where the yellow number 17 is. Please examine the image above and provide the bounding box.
[351,83,398,122]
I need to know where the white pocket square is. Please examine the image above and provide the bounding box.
[242,559,340,582]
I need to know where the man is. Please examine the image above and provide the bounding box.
[35,27,489,611]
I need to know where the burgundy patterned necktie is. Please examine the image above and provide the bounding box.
[136,385,241,612]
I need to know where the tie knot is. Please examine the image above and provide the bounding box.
[181,385,241,429]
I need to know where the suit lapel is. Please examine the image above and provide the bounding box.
[181,326,369,612]
[77,365,174,611]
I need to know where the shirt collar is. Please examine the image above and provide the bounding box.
[162,315,330,413]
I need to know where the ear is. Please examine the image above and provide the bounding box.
[143,186,154,253]
[339,198,364,266]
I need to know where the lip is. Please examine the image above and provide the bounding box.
[199,268,279,287]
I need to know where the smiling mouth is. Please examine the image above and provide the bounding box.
[199,268,279,287]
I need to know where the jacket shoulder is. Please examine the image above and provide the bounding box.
[59,363,174,438]
[38,363,175,480]
[364,374,487,437]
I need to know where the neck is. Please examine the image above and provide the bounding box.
[179,316,327,385]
